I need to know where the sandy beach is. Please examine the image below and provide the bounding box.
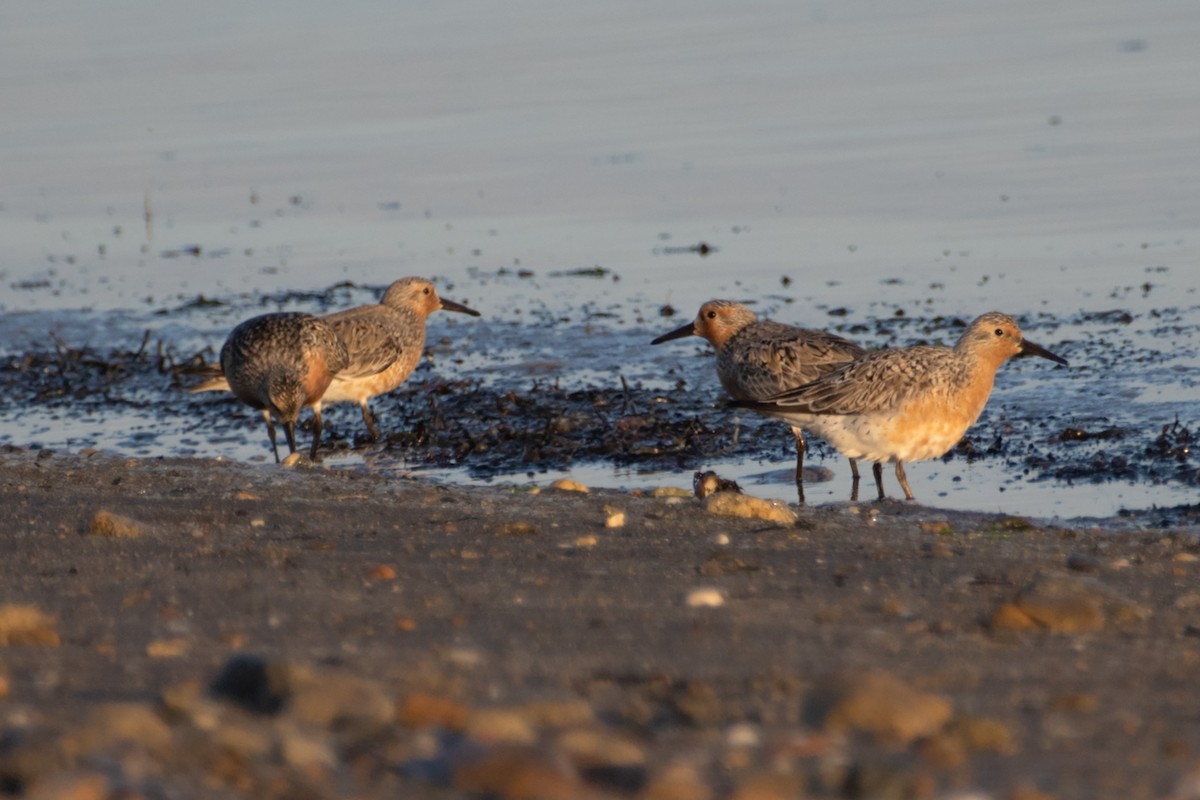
[0,447,1197,798]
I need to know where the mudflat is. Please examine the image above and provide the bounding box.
[1,448,1197,799]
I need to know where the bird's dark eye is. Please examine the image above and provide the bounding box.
[994,328,1004,337]
[423,287,431,295]
[706,311,717,319]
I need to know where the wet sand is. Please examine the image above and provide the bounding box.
[1,447,1199,798]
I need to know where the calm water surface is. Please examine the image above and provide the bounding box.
[2,0,1197,519]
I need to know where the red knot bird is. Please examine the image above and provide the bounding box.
[192,277,480,442]
[734,312,1068,502]
[210,312,349,462]
[320,277,479,440]
[652,300,866,504]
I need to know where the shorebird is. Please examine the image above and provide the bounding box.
[319,277,479,440]
[652,300,866,503]
[192,277,480,441]
[734,312,1068,501]
[212,312,349,462]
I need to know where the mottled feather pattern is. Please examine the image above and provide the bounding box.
[718,320,864,400]
[323,306,413,380]
[765,346,973,416]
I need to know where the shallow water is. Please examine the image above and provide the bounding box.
[1,0,1198,520]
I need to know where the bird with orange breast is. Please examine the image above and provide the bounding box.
[653,299,865,503]
[734,312,1068,501]
[215,312,349,462]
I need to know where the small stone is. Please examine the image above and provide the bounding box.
[686,587,726,608]
[1173,552,1199,563]
[642,760,713,800]
[0,673,8,699]
[950,716,1020,754]
[368,564,398,581]
[146,637,189,658]
[988,603,1039,632]
[280,452,303,468]
[467,707,538,745]
[453,746,581,800]
[287,668,395,733]
[86,509,144,538]
[277,723,336,771]
[1065,553,1104,574]
[651,486,692,498]
[704,492,797,525]
[549,478,588,493]
[0,604,60,646]
[518,698,595,728]
[234,491,261,501]
[61,702,173,758]
[1012,573,1148,632]
[824,671,952,746]
[604,508,626,528]
[23,772,108,800]
[558,727,645,770]
[730,772,807,800]
[497,521,538,536]
[574,535,598,548]
[398,692,471,731]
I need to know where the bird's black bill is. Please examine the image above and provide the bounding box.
[650,322,696,345]
[440,298,481,317]
[1020,339,1068,366]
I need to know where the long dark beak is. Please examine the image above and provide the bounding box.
[1020,338,1068,366]
[651,321,696,345]
[440,297,481,317]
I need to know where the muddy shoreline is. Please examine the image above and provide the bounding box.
[2,448,1199,798]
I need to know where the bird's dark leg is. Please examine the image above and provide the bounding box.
[849,457,861,502]
[282,419,298,458]
[361,401,380,441]
[310,404,325,461]
[872,461,885,500]
[263,410,281,463]
[895,461,915,501]
[791,427,806,505]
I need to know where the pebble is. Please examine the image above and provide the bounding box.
[642,760,713,800]
[0,604,60,646]
[703,492,798,525]
[497,521,538,536]
[824,671,952,746]
[398,692,471,731]
[685,587,726,608]
[466,708,538,745]
[1009,573,1149,633]
[604,508,626,528]
[1065,552,1105,574]
[453,745,582,800]
[23,772,109,800]
[86,509,144,538]
[549,478,589,493]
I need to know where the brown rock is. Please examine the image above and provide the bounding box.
[467,707,538,745]
[704,492,797,526]
[398,692,471,731]
[287,668,395,733]
[86,509,144,538]
[0,604,60,646]
[453,745,582,800]
[730,772,807,800]
[988,603,1039,632]
[824,671,952,746]
[498,521,538,536]
[642,760,713,800]
[61,702,173,758]
[24,772,108,800]
[1010,573,1149,633]
[558,727,645,771]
